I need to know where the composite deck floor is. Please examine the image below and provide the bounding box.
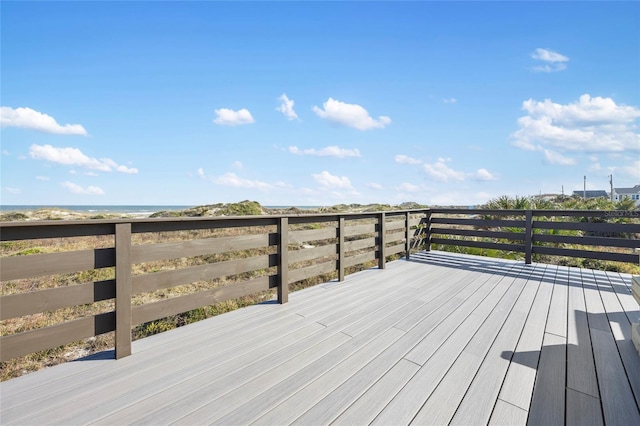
[1,251,639,425]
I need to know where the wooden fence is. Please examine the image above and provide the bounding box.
[1,208,638,363]
[428,209,640,264]
[0,211,425,362]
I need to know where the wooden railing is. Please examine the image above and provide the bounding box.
[1,208,638,363]
[427,209,640,264]
[0,211,426,362]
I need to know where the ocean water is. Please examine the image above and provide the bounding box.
[0,205,191,216]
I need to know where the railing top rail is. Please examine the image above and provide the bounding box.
[0,208,430,229]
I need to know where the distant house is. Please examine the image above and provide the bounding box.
[572,190,609,199]
[612,185,640,206]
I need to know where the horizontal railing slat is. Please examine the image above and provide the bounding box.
[132,254,277,294]
[288,244,336,265]
[343,223,377,237]
[534,234,640,248]
[0,222,115,241]
[532,246,639,263]
[386,243,405,257]
[0,248,115,281]
[0,312,115,362]
[386,231,406,244]
[130,217,278,233]
[431,227,524,241]
[385,220,406,231]
[344,251,377,268]
[288,260,337,284]
[533,220,640,233]
[131,275,275,326]
[0,280,115,321]
[344,237,377,253]
[288,227,337,244]
[131,233,275,263]
[431,238,525,253]
[431,217,526,228]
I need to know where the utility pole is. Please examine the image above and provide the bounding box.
[609,174,613,202]
[583,175,586,199]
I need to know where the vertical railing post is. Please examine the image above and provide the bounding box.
[278,217,289,304]
[115,222,132,359]
[338,216,345,281]
[525,210,533,265]
[378,212,386,269]
[405,211,411,260]
[424,210,432,252]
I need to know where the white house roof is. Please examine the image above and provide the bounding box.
[614,185,640,194]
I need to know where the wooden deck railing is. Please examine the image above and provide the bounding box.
[1,208,638,363]
[428,209,640,264]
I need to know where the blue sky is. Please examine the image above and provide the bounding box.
[1,1,639,206]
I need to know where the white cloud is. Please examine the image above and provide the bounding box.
[511,94,640,156]
[367,182,383,190]
[443,98,457,104]
[277,94,298,120]
[543,149,576,165]
[0,106,88,135]
[395,154,422,165]
[530,48,569,72]
[395,182,421,193]
[212,172,272,190]
[312,171,353,189]
[28,144,139,174]
[587,161,602,172]
[35,176,50,181]
[5,187,21,194]
[231,161,243,170]
[618,160,640,179]
[84,171,99,176]
[197,168,206,179]
[213,108,254,126]
[423,158,465,182]
[474,168,498,180]
[531,48,569,63]
[312,98,391,130]
[2,150,9,156]
[289,145,361,158]
[62,181,105,195]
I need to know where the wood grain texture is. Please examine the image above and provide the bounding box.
[343,222,376,237]
[343,236,376,252]
[131,276,273,325]
[131,254,277,294]
[0,312,115,361]
[288,244,336,264]
[0,248,115,281]
[0,279,115,320]
[288,260,337,284]
[115,223,132,359]
[131,233,275,263]
[289,226,337,244]
[527,332,566,426]
[489,400,529,426]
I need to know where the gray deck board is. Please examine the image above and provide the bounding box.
[1,251,638,426]
[496,264,554,412]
